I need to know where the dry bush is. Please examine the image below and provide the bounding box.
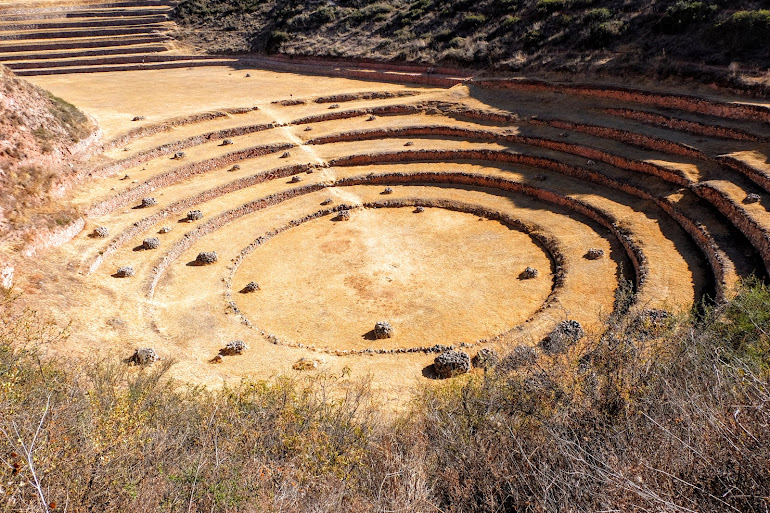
[1,280,769,511]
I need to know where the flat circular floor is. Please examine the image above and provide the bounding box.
[233,206,554,350]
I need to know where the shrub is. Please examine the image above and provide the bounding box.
[536,0,567,15]
[659,1,718,34]
[716,10,770,52]
[461,13,487,29]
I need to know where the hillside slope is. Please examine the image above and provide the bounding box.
[0,65,96,237]
[174,0,770,92]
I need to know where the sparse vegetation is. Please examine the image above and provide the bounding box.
[174,0,770,91]
[4,280,767,511]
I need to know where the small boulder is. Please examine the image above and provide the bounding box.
[195,251,218,265]
[367,115,377,121]
[414,206,425,213]
[334,210,351,221]
[381,187,394,195]
[373,321,394,339]
[534,174,547,181]
[404,141,414,147]
[521,266,538,279]
[304,126,313,132]
[129,348,158,365]
[115,266,135,278]
[242,281,260,293]
[328,104,340,109]
[280,151,291,158]
[434,350,471,378]
[131,116,146,121]
[186,210,203,222]
[586,248,604,260]
[229,164,241,172]
[158,226,172,234]
[745,193,761,204]
[289,175,303,183]
[142,237,160,250]
[220,340,247,356]
[140,197,157,208]
[220,139,234,146]
[321,198,334,206]
[171,152,186,160]
[93,226,109,238]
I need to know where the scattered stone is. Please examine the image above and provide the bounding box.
[140,197,157,208]
[381,187,394,195]
[745,193,761,204]
[186,210,204,222]
[93,226,109,238]
[220,340,247,356]
[433,350,471,378]
[499,345,538,371]
[586,248,604,260]
[374,321,394,339]
[220,139,234,146]
[334,210,351,221]
[428,344,452,353]
[171,152,186,160]
[289,175,303,183]
[115,266,135,278]
[328,104,340,109]
[534,173,548,181]
[414,206,425,213]
[194,251,218,265]
[293,358,319,371]
[521,266,539,279]
[242,281,260,293]
[404,141,414,146]
[129,347,158,365]
[280,151,291,158]
[131,116,146,121]
[158,226,172,234]
[541,320,584,354]
[472,348,499,369]
[321,198,334,206]
[229,164,241,172]
[142,237,160,250]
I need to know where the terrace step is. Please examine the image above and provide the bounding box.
[0,35,170,53]
[0,45,169,62]
[0,8,172,21]
[0,15,170,31]
[11,58,240,76]
[0,23,171,41]
[4,54,234,70]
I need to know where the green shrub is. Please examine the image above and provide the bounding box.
[716,10,770,51]
[585,7,612,23]
[501,15,521,29]
[536,0,567,14]
[659,1,718,34]
[461,13,487,29]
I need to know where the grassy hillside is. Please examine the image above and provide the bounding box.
[2,280,769,511]
[0,66,95,235]
[174,0,770,90]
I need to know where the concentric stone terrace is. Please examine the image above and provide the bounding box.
[22,63,770,404]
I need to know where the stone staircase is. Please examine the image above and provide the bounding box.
[0,0,237,75]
